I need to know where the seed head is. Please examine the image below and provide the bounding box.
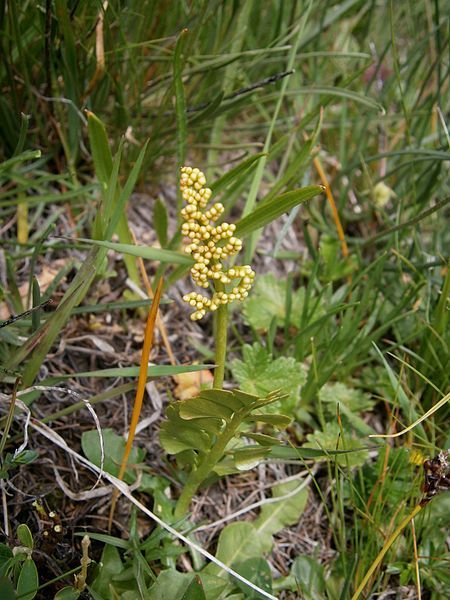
[180,166,255,320]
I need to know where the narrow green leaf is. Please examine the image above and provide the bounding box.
[74,532,128,549]
[267,445,370,461]
[58,364,215,378]
[188,91,224,126]
[75,237,193,265]
[174,29,188,169]
[86,111,113,186]
[0,150,41,173]
[235,186,324,238]
[209,153,267,195]
[105,141,148,239]
[13,113,31,157]
[73,298,169,315]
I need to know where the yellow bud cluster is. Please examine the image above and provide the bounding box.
[180,166,255,320]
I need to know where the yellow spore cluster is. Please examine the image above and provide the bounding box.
[180,166,255,321]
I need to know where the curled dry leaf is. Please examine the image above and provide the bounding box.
[174,366,214,400]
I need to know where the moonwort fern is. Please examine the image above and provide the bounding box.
[160,387,291,518]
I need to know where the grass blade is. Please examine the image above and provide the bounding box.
[235,185,324,238]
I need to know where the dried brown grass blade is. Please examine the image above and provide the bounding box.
[313,156,349,260]
[108,277,164,530]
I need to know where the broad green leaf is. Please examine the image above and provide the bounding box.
[243,273,323,331]
[17,524,33,549]
[0,577,15,600]
[90,544,123,597]
[104,141,148,240]
[16,558,38,600]
[290,555,326,600]
[234,558,272,599]
[205,523,270,577]
[159,418,211,454]
[197,573,227,600]
[148,570,198,600]
[254,481,308,545]
[235,186,323,238]
[232,446,271,470]
[304,422,369,467]
[54,587,81,600]
[231,343,306,413]
[81,428,145,483]
[0,543,13,565]
[75,237,193,265]
[181,575,206,600]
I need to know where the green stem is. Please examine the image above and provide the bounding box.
[175,281,229,517]
[174,412,242,518]
[213,283,228,389]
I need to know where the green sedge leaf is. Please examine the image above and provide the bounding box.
[58,364,214,378]
[235,185,324,238]
[210,152,267,195]
[75,237,193,265]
